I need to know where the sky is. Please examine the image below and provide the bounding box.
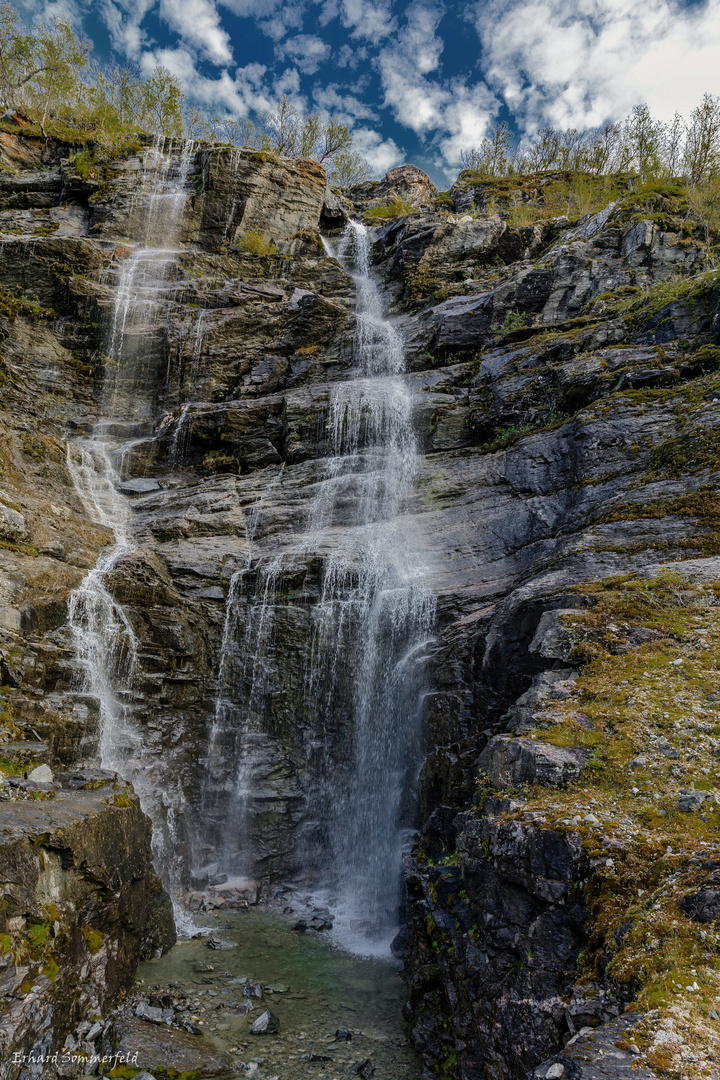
[16,0,720,185]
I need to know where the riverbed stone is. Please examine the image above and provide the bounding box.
[250,1009,280,1034]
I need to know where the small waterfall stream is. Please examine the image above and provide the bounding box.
[201,221,434,954]
[66,138,196,928]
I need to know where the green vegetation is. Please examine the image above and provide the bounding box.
[647,427,720,478]
[0,757,25,775]
[493,310,533,334]
[0,285,56,323]
[199,450,239,474]
[500,173,622,226]
[0,538,38,556]
[82,924,103,954]
[461,95,720,183]
[0,2,184,145]
[236,228,276,256]
[25,922,49,952]
[480,412,561,453]
[365,196,415,221]
[186,93,370,184]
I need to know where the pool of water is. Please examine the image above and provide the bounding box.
[135,909,423,1080]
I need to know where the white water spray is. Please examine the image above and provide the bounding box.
[66,138,198,933]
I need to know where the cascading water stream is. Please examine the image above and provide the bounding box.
[66,137,197,930]
[200,220,434,955]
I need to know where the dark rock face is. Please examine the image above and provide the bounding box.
[680,888,720,922]
[405,812,593,1079]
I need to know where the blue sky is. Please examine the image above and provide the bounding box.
[17,0,720,185]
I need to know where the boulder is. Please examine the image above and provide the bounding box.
[383,164,438,205]
[478,735,589,788]
[0,501,27,542]
[251,1008,280,1034]
[320,186,350,229]
[677,790,711,812]
[681,888,720,922]
[26,763,53,784]
[103,1016,233,1077]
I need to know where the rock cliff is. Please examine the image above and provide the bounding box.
[0,134,718,1077]
[0,771,174,1078]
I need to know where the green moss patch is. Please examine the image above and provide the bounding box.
[82,925,103,954]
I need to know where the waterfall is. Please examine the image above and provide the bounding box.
[66,138,196,929]
[201,221,434,955]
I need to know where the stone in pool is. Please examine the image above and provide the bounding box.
[251,1009,280,1034]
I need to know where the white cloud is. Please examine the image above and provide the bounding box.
[276,33,330,73]
[317,0,339,26]
[351,126,403,174]
[101,0,155,57]
[312,84,375,121]
[17,0,91,29]
[140,45,253,112]
[470,0,720,133]
[158,0,233,65]
[376,1,497,166]
[259,1,305,40]
[339,0,395,43]
[334,42,368,68]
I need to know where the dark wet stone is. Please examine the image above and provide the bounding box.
[680,888,720,922]
[250,1008,279,1034]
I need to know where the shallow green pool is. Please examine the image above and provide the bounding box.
[136,910,423,1080]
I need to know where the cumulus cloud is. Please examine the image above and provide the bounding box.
[334,42,368,68]
[17,0,93,29]
[312,84,375,121]
[351,125,403,173]
[100,0,155,57]
[470,0,720,132]
[339,0,395,43]
[376,1,498,166]
[158,0,233,65]
[276,32,330,73]
[259,2,305,41]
